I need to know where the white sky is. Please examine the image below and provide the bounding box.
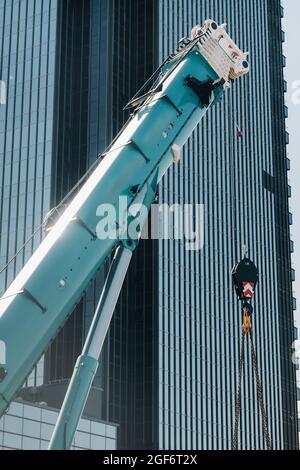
[282,1,300,326]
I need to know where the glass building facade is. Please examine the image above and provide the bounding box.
[156,0,297,450]
[0,0,298,451]
[0,401,117,450]
[0,0,57,294]
[0,0,59,388]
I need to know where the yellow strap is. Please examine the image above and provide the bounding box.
[242,308,252,335]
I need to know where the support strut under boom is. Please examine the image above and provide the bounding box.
[48,244,133,450]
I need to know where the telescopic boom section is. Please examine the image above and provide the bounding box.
[0,20,248,417]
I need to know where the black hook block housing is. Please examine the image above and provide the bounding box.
[232,257,258,301]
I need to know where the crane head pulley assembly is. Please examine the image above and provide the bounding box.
[190,19,249,88]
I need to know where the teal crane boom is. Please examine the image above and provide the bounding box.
[0,20,249,449]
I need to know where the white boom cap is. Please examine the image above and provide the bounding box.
[191,19,249,89]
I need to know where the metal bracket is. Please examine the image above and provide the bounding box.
[0,392,10,407]
[0,368,7,382]
[72,216,97,240]
[0,289,47,313]
[100,140,150,164]
[129,140,150,163]
[160,95,183,115]
[185,76,225,107]
[21,289,47,313]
